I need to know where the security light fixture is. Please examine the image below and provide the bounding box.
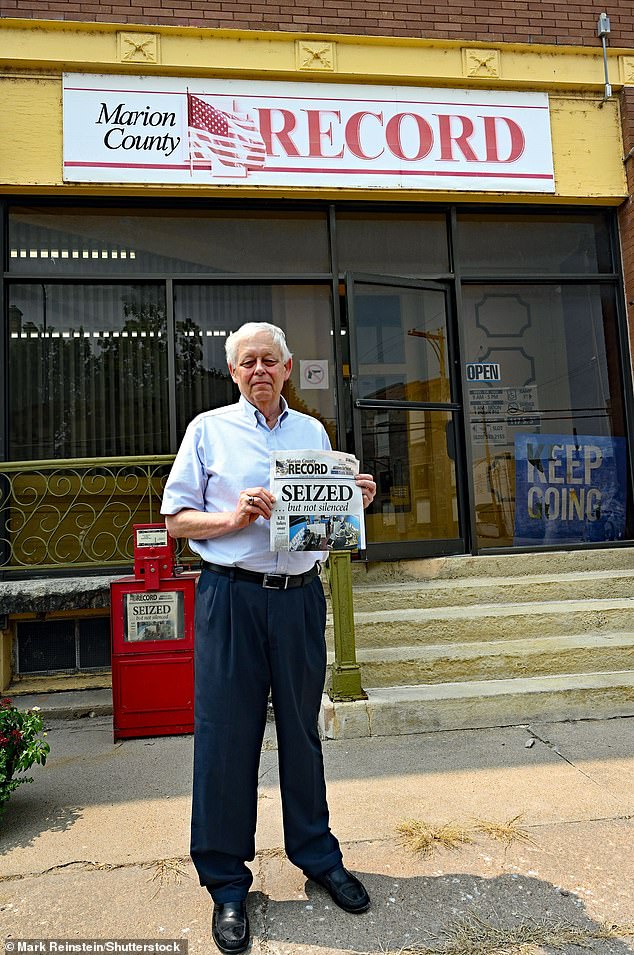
[597,12,612,99]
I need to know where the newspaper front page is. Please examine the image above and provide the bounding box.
[124,591,184,642]
[270,449,366,553]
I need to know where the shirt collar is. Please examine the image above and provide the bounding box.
[239,393,289,429]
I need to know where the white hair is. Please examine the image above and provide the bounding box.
[225,322,292,368]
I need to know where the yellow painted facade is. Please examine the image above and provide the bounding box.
[0,17,629,202]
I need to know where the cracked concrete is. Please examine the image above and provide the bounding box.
[1,712,633,953]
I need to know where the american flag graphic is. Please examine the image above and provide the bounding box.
[187,92,267,174]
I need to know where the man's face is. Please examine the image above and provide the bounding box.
[229,332,292,411]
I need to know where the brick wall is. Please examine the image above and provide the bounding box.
[0,0,633,47]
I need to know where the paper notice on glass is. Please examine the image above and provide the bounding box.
[270,449,366,553]
[124,590,184,642]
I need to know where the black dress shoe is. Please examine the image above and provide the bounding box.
[307,865,370,913]
[212,900,250,954]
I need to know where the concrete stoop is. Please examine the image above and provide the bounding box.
[345,568,634,611]
[322,547,634,737]
[351,546,634,583]
[319,671,634,739]
[328,631,634,686]
[326,596,634,646]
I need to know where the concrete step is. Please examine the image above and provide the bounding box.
[326,597,634,648]
[346,569,634,612]
[319,670,634,738]
[325,631,634,687]
[351,546,634,584]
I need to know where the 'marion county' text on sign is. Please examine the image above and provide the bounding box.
[63,74,555,192]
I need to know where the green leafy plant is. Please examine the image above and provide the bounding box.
[0,697,50,814]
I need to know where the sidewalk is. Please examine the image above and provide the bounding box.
[1,701,633,954]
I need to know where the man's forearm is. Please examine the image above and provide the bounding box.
[165,509,238,541]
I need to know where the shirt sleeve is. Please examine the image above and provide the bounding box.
[160,420,207,515]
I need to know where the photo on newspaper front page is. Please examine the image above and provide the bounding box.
[269,449,366,553]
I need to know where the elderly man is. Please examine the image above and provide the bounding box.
[161,321,376,955]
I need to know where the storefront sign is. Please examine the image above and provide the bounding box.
[514,434,627,544]
[469,386,539,447]
[466,362,501,382]
[63,74,555,191]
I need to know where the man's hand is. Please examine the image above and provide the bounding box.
[355,473,377,509]
[235,487,276,528]
[164,489,275,542]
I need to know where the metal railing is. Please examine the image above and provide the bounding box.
[0,455,180,573]
[0,455,366,700]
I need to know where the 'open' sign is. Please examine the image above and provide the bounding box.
[466,362,501,382]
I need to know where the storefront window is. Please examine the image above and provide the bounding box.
[457,212,613,275]
[336,212,448,275]
[3,203,631,566]
[8,283,168,459]
[462,283,630,547]
[174,283,337,444]
[8,208,330,275]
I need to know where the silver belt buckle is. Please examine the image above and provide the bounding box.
[262,573,289,590]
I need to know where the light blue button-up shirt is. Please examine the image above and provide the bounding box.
[161,395,331,573]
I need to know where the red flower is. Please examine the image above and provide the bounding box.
[10,729,22,743]
[0,698,13,709]
[0,735,8,747]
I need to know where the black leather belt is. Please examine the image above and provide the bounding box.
[201,561,319,590]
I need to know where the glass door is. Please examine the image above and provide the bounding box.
[346,274,467,559]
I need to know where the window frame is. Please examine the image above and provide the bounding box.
[2,198,632,561]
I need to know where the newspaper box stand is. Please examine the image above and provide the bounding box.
[110,524,197,741]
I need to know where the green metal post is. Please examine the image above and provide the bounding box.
[327,550,367,702]
[148,465,155,521]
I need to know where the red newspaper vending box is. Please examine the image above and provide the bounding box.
[110,524,198,741]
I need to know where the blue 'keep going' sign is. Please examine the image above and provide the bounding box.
[514,434,627,544]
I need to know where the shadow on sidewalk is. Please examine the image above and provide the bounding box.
[0,796,83,852]
[250,869,634,953]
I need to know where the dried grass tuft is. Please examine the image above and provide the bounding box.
[471,814,537,849]
[396,819,473,856]
[258,846,287,860]
[145,857,189,897]
[390,913,634,955]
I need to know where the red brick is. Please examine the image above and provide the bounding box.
[4,0,634,45]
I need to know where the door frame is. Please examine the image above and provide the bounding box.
[344,272,470,560]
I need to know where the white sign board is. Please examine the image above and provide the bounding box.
[299,359,329,390]
[63,74,555,192]
[468,385,540,447]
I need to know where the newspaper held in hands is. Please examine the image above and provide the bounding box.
[270,449,366,553]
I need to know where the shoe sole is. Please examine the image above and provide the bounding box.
[211,935,250,955]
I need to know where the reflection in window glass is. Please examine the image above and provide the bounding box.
[457,212,613,274]
[8,284,168,459]
[362,408,460,545]
[174,284,337,444]
[337,212,448,275]
[8,208,330,274]
[353,283,450,403]
[462,283,631,548]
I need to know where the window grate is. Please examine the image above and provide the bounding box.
[16,618,111,675]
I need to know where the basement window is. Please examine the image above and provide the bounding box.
[16,617,110,675]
